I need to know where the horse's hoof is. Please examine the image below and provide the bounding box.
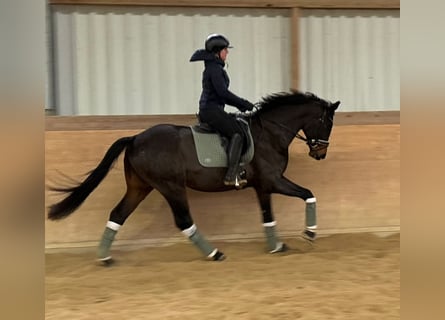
[270,242,288,253]
[97,257,114,267]
[300,230,316,243]
[212,250,226,261]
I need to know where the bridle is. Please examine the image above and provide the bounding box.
[295,132,329,151]
[257,107,331,151]
[297,108,332,153]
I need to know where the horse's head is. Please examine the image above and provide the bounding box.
[253,91,340,160]
[300,100,340,160]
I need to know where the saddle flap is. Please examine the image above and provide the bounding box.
[190,120,254,168]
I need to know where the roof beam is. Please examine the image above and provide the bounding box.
[48,0,400,9]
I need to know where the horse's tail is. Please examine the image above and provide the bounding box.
[47,136,135,220]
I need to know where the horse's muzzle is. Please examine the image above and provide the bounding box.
[308,144,328,160]
[309,152,326,160]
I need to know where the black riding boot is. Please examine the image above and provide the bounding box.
[224,133,246,187]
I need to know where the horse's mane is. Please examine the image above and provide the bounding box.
[254,90,328,115]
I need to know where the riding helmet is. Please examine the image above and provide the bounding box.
[205,34,233,53]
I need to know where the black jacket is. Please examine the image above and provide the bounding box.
[190,49,253,112]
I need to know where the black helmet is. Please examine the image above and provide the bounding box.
[205,34,233,53]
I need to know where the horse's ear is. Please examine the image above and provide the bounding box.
[331,101,340,110]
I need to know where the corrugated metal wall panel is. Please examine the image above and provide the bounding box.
[46,7,53,110]
[299,9,400,111]
[51,6,290,115]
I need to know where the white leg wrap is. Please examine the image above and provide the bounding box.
[106,221,121,231]
[207,249,218,258]
[305,198,317,229]
[269,242,284,254]
[263,221,277,227]
[181,224,197,237]
[98,256,112,262]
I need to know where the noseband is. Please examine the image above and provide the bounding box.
[295,132,329,151]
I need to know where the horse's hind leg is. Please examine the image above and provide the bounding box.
[97,186,151,263]
[158,184,225,261]
[97,157,152,263]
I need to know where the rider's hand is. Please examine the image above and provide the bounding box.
[241,100,255,112]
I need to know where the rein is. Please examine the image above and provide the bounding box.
[295,133,330,147]
[257,116,329,148]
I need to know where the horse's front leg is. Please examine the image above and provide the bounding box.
[271,176,318,241]
[254,189,287,253]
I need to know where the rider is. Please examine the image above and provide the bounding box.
[190,33,255,186]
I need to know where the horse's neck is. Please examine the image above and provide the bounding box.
[251,109,305,149]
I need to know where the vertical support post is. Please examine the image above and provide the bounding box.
[290,7,301,91]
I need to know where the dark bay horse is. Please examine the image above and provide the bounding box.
[48,91,340,263]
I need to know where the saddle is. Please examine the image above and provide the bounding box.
[190,115,254,168]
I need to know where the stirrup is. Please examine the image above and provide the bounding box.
[224,174,247,188]
[235,169,247,189]
[234,175,247,189]
[223,177,237,186]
